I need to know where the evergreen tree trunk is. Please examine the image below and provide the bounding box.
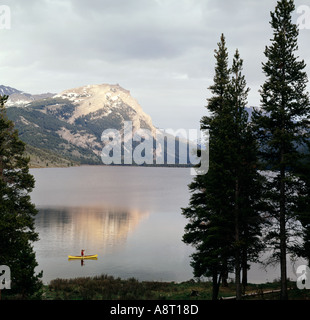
[279,43,288,300]
[235,177,242,300]
[212,272,221,300]
[241,250,248,292]
[280,167,288,300]
[221,261,228,287]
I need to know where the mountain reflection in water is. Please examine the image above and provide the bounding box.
[35,206,149,256]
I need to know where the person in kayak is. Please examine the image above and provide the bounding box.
[81,249,85,257]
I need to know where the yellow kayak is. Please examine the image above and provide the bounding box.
[68,254,98,260]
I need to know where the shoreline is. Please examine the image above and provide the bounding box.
[29,163,194,171]
[40,275,302,300]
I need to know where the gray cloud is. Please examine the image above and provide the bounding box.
[1,0,309,130]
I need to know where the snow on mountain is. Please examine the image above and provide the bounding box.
[0,85,55,106]
[0,85,22,96]
[55,83,155,132]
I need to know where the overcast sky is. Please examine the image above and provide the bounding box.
[1,0,310,130]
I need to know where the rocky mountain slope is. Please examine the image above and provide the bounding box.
[56,84,154,130]
[5,83,191,167]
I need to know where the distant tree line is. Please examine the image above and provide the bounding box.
[182,0,310,300]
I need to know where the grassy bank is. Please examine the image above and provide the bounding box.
[40,275,309,300]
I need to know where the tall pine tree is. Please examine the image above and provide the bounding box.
[182,34,234,300]
[252,0,310,300]
[226,50,265,299]
[0,95,42,299]
[182,35,263,300]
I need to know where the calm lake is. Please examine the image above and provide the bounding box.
[30,166,300,284]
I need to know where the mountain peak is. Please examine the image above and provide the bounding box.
[55,83,153,130]
[0,85,55,106]
[55,83,131,103]
[0,85,23,96]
